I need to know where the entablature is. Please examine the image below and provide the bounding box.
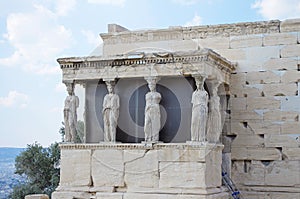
[58,49,236,84]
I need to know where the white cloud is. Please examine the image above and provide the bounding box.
[0,4,73,75]
[185,14,202,26]
[81,29,101,46]
[55,0,77,16]
[0,91,29,108]
[252,0,300,20]
[87,0,126,6]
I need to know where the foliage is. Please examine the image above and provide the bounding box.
[10,120,85,198]
[9,142,60,199]
[59,120,85,143]
[59,123,65,142]
[8,183,42,199]
[76,120,85,143]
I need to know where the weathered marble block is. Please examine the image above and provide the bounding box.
[59,149,91,187]
[92,149,124,187]
[53,143,225,199]
[159,162,206,188]
[54,18,300,199]
[124,149,159,188]
[25,194,49,199]
[96,193,123,199]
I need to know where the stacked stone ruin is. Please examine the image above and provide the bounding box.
[53,19,300,199]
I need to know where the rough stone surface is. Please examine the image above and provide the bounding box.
[282,147,300,160]
[197,37,230,49]
[123,192,229,199]
[264,134,299,148]
[262,57,298,70]
[59,149,91,186]
[246,71,281,84]
[265,161,300,186]
[124,149,159,188]
[52,191,91,199]
[280,18,300,32]
[263,32,297,46]
[53,144,225,198]
[55,18,300,198]
[241,191,300,199]
[159,162,206,188]
[96,193,123,199]
[230,34,263,48]
[280,44,300,57]
[281,70,300,83]
[25,195,49,199]
[91,149,124,187]
[231,147,282,160]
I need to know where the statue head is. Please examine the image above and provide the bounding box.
[148,81,156,92]
[105,81,115,94]
[66,83,74,95]
[145,76,160,92]
[194,75,206,91]
[207,79,221,97]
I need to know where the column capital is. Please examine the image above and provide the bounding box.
[103,78,116,82]
[64,81,75,95]
[192,75,207,91]
[144,76,160,84]
[206,79,222,96]
[192,74,207,80]
[63,80,75,86]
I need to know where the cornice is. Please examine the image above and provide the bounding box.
[100,20,280,44]
[58,49,236,76]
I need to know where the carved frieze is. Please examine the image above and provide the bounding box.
[57,49,236,84]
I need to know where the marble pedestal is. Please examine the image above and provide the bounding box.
[52,143,228,199]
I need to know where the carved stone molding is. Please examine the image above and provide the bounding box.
[100,20,280,45]
[57,49,236,84]
[59,143,224,150]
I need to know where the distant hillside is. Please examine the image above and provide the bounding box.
[0,148,26,199]
[0,148,24,162]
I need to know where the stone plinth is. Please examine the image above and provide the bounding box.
[25,194,49,199]
[52,143,227,199]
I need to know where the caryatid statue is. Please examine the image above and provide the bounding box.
[207,80,222,143]
[63,82,79,143]
[144,77,161,142]
[191,75,208,142]
[103,81,120,142]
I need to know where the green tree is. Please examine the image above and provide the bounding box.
[76,120,85,143]
[9,142,60,199]
[59,120,85,143]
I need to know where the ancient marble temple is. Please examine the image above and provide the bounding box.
[53,19,300,199]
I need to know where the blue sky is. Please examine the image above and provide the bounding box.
[1,0,300,147]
